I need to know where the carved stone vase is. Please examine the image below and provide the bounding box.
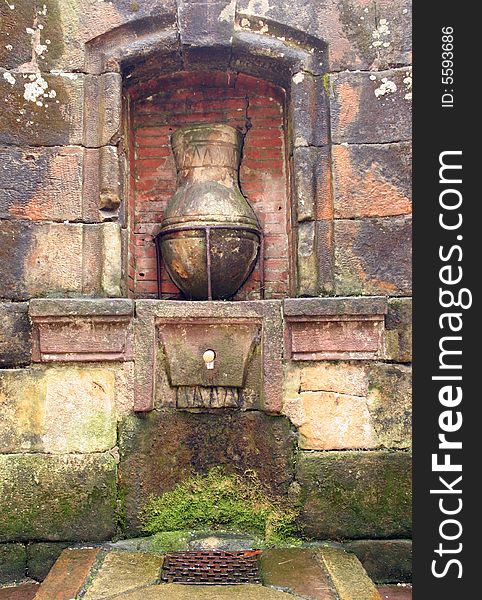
[157,124,261,300]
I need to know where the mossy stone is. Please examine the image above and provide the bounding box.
[296,451,412,539]
[0,453,117,542]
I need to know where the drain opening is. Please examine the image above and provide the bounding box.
[161,550,262,585]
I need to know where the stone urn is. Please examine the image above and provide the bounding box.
[156,124,261,300]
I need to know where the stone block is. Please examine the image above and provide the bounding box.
[134,300,283,413]
[0,221,82,300]
[318,546,381,600]
[296,451,412,538]
[0,146,83,221]
[367,364,412,449]
[334,216,412,296]
[0,453,117,541]
[34,548,100,600]
[284,390,377,450]
[0,366,117,453]
[0,543,26,584]
[333,143,412,219]
[26,542,70,582]
[297,221,318,296]
[118,410,296,533]
[286,317,385,361]
[330,69,412,144]
[83,551,163,599]
[283,297,388,317]
[316,220,334,294]
[236,0,381,71]
[289,73,329,147]
[344,539,412,584]
[0,1,178,73]
[260,548,337,600]
[383,298,412,362]
[0,221,123,300]
[374,1,412,69]
[299,362,368,396]
[0,302,31,366]
[0,73,84,146]
[83,74,122,147]
[293,146,333,222]
[179,0,235,47]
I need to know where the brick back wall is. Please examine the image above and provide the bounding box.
[128,71,291,300]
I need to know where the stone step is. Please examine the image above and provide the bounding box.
[33,546,387,600]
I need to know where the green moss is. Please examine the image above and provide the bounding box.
[322,73,331,96]
[140,467,300,547]
[149,531,190,553]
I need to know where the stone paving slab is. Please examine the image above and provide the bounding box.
[318,547,381,600]
[83,551,164,599]
[0,582,39,600]
[260,548,337,600]
[377,585,412,600]
[118,584,296,599]
[34,548,100,600]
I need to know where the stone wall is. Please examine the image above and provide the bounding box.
[0,0,411,584]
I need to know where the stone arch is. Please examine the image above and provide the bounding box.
[83,13,333,297]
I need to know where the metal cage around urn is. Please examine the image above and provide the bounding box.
[155,124,264,300]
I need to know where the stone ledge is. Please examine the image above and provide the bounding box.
[283,297,388,316]
[284,298,387,361]
[29,299,133,363]
[29,298,133,317]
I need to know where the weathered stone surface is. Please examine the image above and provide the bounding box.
[344,540,412,584]
[179,0,234,47]
[374,1,412,69]
[0,221,82,300]
[0,1,177,72]
[293,147,333,222]
[84,74,122,147]
[0,543,26,584]
[287,316,385,361]
[237,0,386,71]
[26,542,70,582]
[123,584,297,599]
[0,73,84,146]
[0,221,122,300]
[334,217,412,296]
[284,362,411,450]
[296,451,412,538]
[383,298,412,362]
[330,70,412,144]
[0,366,117,453]
[318,547,381,600]
[0,582,39,600]
[260,548,337,600]
[333,143,412,218]
[283,297,387,317]
[284,391,377,450]
[316,220,334,294]
[0,146,83,221]
[297,221,318,296]
[118,410,296,533]
[376,585,412,600]
[298,362,368,396]
[0,453,117,541]
[0,302,31,366]
[30,298,133,318]
[34,548,100,600]
[83,550,163,600]
[367,364,412,449]
[289,73,329,147]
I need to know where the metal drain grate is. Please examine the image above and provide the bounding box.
[160,550,262,585]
